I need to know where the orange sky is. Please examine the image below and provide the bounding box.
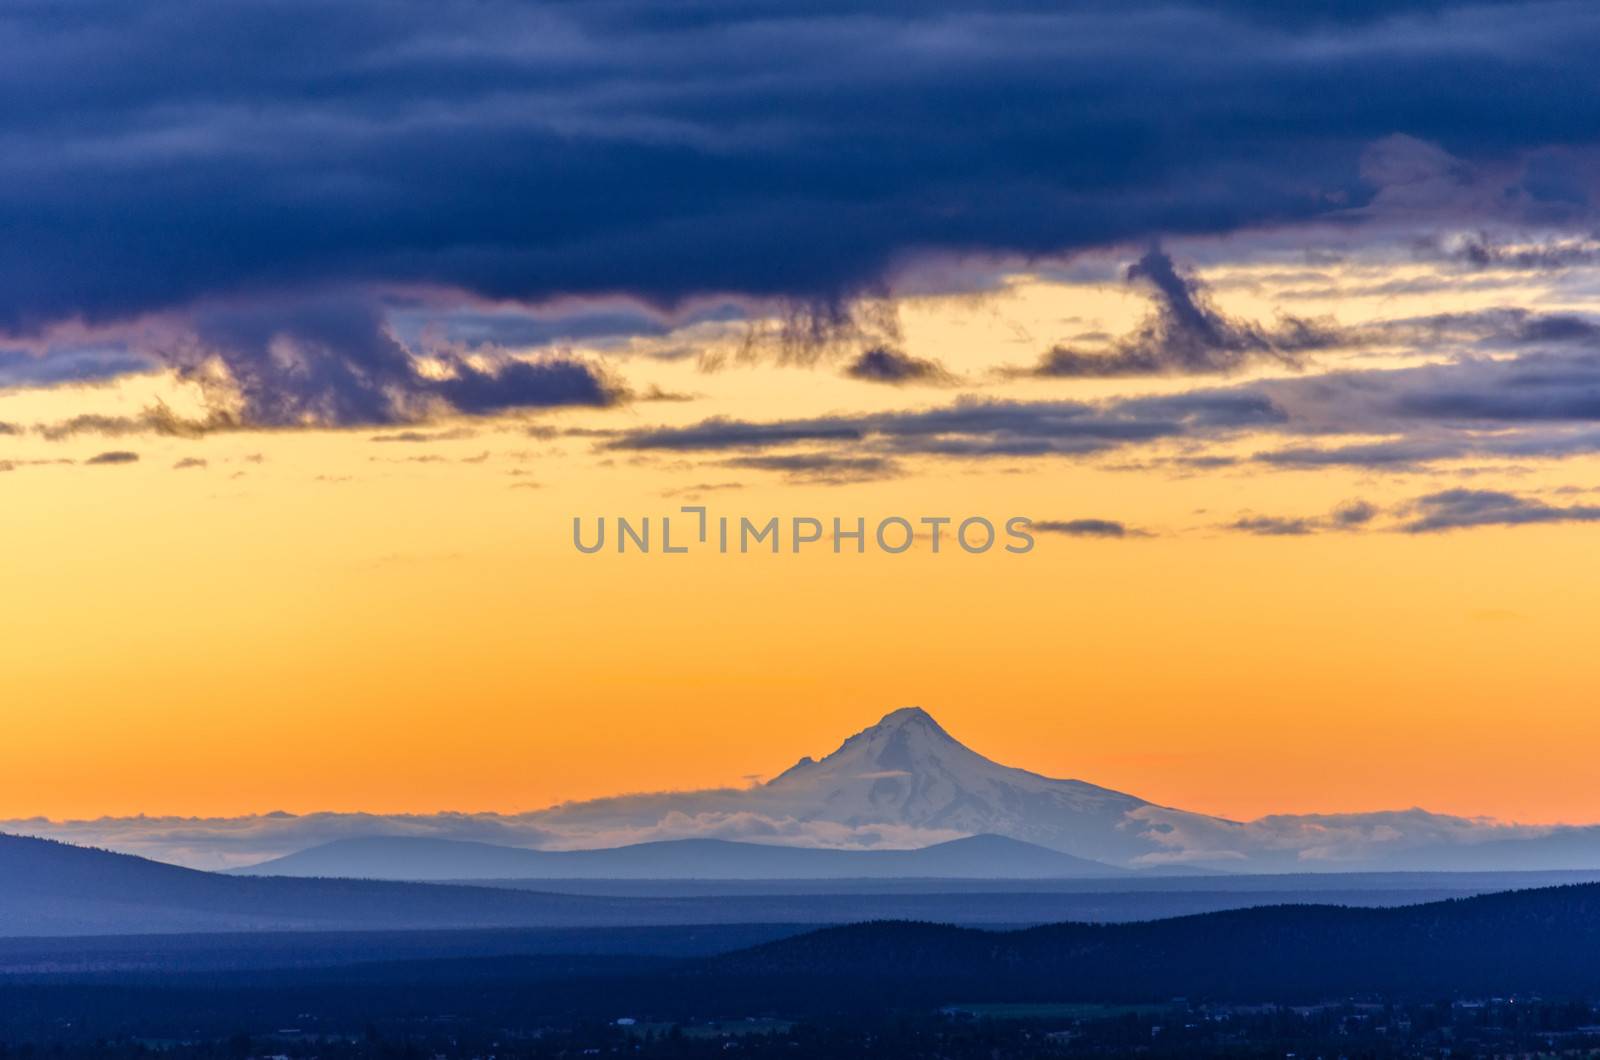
[4,252,1600,826]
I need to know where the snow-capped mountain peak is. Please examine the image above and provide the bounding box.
[771,706,961,784]
[753,707,1162,862]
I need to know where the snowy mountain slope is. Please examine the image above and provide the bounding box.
[749,707,1169,862]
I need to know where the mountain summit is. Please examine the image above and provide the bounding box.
[752,707,1160,863]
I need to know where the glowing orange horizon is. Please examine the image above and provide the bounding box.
[5,265,1600,829]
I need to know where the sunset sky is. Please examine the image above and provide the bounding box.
[5,0,1600,831]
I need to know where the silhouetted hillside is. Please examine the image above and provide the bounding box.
[7,884,1600,1045]
[714,882,1600,1001]
[0,833,1296,936]
[0,832,704,935]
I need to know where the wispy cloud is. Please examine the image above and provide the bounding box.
[1401,489,1600,533]
[1034,518,1145,538]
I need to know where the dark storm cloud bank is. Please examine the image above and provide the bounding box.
[8,0,1600,335]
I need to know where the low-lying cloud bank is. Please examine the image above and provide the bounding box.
[7,797,1592,874]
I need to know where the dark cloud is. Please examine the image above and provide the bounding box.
[660,481,745,499]
[385,302,746,353]
[172,457,207,469]
[843,346,952,385]
[637,385,696,403]
[1331,498,1380,526]
[1213,490,1600,536]
[609,417,868,452]
[1381,307,1600,348]
[12,2,1600,435]
[607,340,1600,475]
[1390,351,1600,422]
[0,347,158,388]
[1034,518,1140,537]
[429,355,624,415]
[5,0,1600,417]
[1254,438,1467,470]
[722,453,900,483]
[369,428,478,444]
[1228,514,1318,535]
[1401,489,1600,532]
[84,450,139,465]
[1032,249,1345,377]
[1417,233,1600,271]
[610,391,1285,460]
[1227,497,1381,535]
[178,298,624,427]
[1240,348,1600,467]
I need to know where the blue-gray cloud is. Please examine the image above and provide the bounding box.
[7,1,1600,425]
[1033,249,1344,377]
[844,346,952,385]
[722,453,901,483]
[1402,489,1600,532]
[1034,518,1141,537]
[609,391,1286,459]
[1228,514,1318,535]
[84,450,139,465]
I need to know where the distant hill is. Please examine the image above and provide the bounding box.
[4,832,1135,936]
[0,833,1303,938]
[0,832,710,936]
[234,833,1129,881]
[712,882,1600,1002]
[8,884,1600,1041]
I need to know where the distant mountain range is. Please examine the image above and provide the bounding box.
[15,831,1593,938]
[10,706,1600,872]
[233,833,1130,880]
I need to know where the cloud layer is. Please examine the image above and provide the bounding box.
[7,0,1600,422]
